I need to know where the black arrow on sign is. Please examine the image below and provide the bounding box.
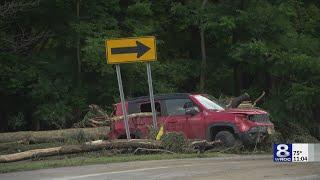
[111,41,151,58]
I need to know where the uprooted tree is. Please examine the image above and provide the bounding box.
[0,137,222,163]
[0,126,110,144]
[0,139,163,163]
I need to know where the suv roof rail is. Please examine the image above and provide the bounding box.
[126,93,190,103]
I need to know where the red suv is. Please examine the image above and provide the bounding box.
[108,93,274,146]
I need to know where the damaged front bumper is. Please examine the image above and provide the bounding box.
[239,126,274,144]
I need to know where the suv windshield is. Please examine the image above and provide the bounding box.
[194,95,224,111]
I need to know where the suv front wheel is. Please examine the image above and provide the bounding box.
[215,131,236,147]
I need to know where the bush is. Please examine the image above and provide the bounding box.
[287,134,319,143]
[66,129,90,144]
[8,112,27,131]
[147,126,159,140]
[253,131,283,152]
[257,128,318,153]
[161,132,186,152]
[34,102,72,130]
[283,123,319,143]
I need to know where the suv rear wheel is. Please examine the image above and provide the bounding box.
[215,131,236,147]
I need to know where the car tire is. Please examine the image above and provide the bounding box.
[214,131,236,147]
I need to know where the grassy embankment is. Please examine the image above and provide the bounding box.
[0,131,270,174]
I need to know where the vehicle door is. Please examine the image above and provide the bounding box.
[163,98,193,136]
[184,101,205,139]
[134,101,164,138]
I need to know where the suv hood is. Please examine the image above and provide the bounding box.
[221,108,267,115]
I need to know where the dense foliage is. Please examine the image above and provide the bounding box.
[0,0,319,139]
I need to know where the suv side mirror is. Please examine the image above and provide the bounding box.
[185,106,199,116]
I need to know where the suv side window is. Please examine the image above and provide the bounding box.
[164,98,194,116]
[140,102,161,115]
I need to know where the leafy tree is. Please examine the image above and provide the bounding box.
[0,0,319,139]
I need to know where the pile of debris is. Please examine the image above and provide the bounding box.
[73,104,152,128]
[225,91,266,109]
[0,138,221,163]
[0,92,268,163]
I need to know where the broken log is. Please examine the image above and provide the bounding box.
[87,112,153,127]
[89,112,153,123]
[227,93,250,108]
[133,148,175,154]
[237,101,253,109]
[109,112,152,122]
[0,139,163,163]
[253,91,265,106]
[0,112,154,143]
[0,127,110,144]
[237,91,266,109]
[191,140,222,153]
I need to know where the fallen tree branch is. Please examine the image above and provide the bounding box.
[227,93,250,108]
[85,112,153,127]
[109,112,152,122]
[191,140,222,153]
[74,104,153,127]
[191,140,221,147]
[0,127,110,144]
[0,139,163,163]
[133,148,175,154]
[253,91,265,106]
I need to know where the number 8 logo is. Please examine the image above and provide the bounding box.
[276,144,290,157]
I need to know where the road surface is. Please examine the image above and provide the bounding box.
[0,155,319,180]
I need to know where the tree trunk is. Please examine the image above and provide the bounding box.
[76,0,81,86]
[0,139,163,163]
[264,70,271,95]
[233,63,243,95]
[0,127,110,143]
[227,93,250,108]
[199,30,206,92]
[199,0,208,92]
[240,0,245,9]
[0,111,8,132]
[32,118,40,131]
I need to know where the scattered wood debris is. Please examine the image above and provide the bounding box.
[225,91,266,109]
[0,139,224,163]
[191,140,222,153]
[0,139,162,163]
[73,104,153,128]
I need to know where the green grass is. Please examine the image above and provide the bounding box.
[0,152,228,174]
[0,142,270,174]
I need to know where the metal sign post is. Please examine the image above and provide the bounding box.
[105,36,157,136]
[115,64,131,140]
[146,62,157,129]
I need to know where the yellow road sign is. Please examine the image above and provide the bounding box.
[105,36,157,64]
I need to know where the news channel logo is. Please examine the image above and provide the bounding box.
[273,144,292,162]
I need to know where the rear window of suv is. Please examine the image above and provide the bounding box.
[140,102,161,114]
